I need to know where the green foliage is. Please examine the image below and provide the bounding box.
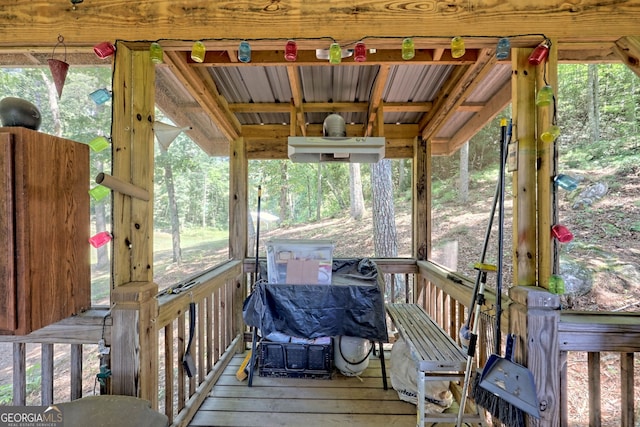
[0,364,42,405]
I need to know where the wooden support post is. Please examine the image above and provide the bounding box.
[229,136,248,349]
[110,42,159,405]
[413,133,430,305]
[511,48,538,286]
[509,286,561,427]
[413,135,429,261]
[537,39,559,290]
[111,281,158,405]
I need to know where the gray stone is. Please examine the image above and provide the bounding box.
[572,182,609,209]
[559,258,593,296]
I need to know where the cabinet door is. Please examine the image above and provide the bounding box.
[13,129,91,333]
[0,132,17,331]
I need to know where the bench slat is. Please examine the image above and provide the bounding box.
[386,303,466,372]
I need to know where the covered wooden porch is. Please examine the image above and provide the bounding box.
[1,1,640,427]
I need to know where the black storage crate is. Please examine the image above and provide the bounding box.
[258,341,333,379]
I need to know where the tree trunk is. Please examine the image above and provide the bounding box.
[587,64,600,143]
[349,163,365,220]
[316,163,322,221]
[201,172,207,228]
[325,175,347,210]
[398,159,406,191]
[459,141,469,203]
[164,163,182,264]
[40,71,62,136]
[279,161,289,224]
[371,159,398,257]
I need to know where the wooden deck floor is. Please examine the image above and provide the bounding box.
[190,351,465,427]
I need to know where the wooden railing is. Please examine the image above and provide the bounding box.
[412,259,639,426]
[0,308,111,406]
[2,257,638,426]
[155,260,244,427]
[558,312,640,426]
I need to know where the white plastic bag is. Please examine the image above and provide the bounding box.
[389,337,453,412]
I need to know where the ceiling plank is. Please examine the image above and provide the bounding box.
[419,48,498,141]
[227,101,432,114]
[163,51,241,141]
[445,82,512,155]
[613,36,640,77]
[154,88,219,155]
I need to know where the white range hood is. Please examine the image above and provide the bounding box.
[288,136,385,163]
[288,114,385,163]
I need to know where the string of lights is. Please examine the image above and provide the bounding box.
[93,33,550,64]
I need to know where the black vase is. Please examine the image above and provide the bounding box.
[0,97,42,130]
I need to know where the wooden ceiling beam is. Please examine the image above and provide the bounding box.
[365,65,391,137]
[162,51,241,141]
[286,65,306,136]
[613,36,640,78]
[188,49,478,66]
[3,1,638,46]
[419,48,498,141]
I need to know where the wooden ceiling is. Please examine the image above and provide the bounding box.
[0,1,638,158]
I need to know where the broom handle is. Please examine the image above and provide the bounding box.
[247,185,262,387]
[463,121,512,330]
[495,120,509,353]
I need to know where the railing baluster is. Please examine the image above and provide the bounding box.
[197,301,205,383]
[588,352,602,427]
[164,323,174,423]
[70,344,83,400]
[620,352,635,427]
[213,288,221,362]
[13,343,26,405]
[177,314,186,412]
[41,343,54,405]
[205,295,213,372]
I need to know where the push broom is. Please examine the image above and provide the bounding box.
[470,120,540,426]
[456,118,511,425]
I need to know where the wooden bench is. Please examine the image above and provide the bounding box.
[386,303,485,426]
